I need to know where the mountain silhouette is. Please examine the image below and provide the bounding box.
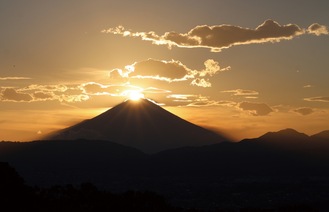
[2,127,329,210]
[43,99,227,153]
[240,128,311,150]
[259,128,309,141]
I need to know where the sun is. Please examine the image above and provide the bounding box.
[127,90,145,101]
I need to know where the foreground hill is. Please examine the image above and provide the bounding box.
[0,140,147,187]
[43,99,228,153]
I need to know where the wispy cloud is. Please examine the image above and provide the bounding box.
[103,20,327,52]
[304,96,329,103]
[167,94,198,103]
[303,84,313,88]
[0,84,89,103]
[143,87,172,94]
[222,89,259,96]
[0,77,31,80]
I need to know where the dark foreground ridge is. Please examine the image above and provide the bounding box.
[1,128,329,210]
[0,162,177,211]
[42,99,228,153]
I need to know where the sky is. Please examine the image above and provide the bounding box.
[1,0,329,141]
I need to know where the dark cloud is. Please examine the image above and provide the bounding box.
[109,58,229,87]
[293,107,314,116]
[129,59,192,82]
[238,102,273,116]
[307,23,329,36]
[81,82,142,97]
[32,91,54,100]
[1,88,33,102]
[103,20,324,52]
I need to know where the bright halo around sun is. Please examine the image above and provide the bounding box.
[127,90,145,101]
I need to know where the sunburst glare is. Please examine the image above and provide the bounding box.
[126,90,145,101]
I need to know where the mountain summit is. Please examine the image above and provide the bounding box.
[43,99,227,153]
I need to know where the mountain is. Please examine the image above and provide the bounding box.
[311,130,329,140]
[259,128,309,141]
[2,128,329,210]
[240,128,311,149]
[43,99,228,153]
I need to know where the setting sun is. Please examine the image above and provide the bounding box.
[127,90,145,101]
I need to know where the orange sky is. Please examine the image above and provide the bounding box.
[1,0,329,141]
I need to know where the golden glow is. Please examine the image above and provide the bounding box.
[127,90,145,101]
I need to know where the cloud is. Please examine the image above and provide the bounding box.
[190,78,211,88]
[128,58,193,82]
[186,96,220,107]
[81,82,110,95]
[166,94,235,107]
[304,96,329,103]
[143,87,172,94]
[167,94,198,103]
[32,91,55,101]
[0,77,31,80]
[103,20,321,52]
[303,84,313,88]
[21,84,68,93]
[198,59,230,77]
[238,102,273,116]
[307,23,329,36]
[0,84,90,103]
[108,68,130,84]
[1,88,33,102]
[222,89,259,96]
[81,82,142,97]
[58,94,89,103]
[293,107,314,116]
[111,58,229,87]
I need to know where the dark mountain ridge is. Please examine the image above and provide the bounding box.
[43,99,228,153]
[2,128,329,185]
[2,128,329,210]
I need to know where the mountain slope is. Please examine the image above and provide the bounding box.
[43,99,227,153]
[311,130,329,140]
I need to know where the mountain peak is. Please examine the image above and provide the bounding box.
[43,99,228,153]
[261,128,308,139]
[255,128,310,147]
